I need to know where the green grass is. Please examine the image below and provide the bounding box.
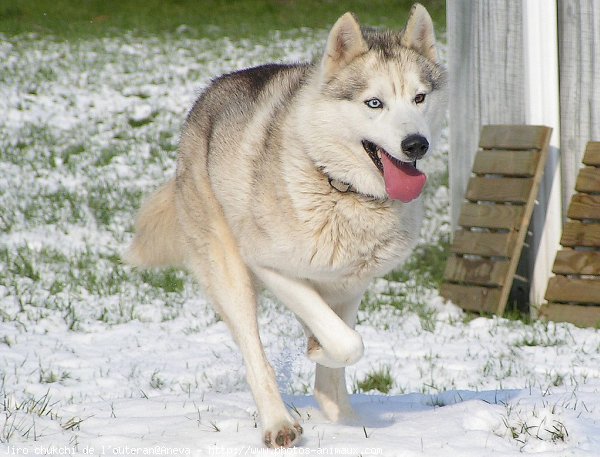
[355,366,394,394]
[497,403,570,449]
[0,242,191,327]
[359,239,450,331]
[385,238,451,290]
[0,0,446,40]
[141,268,186,294]
[149,370,166,390]
[39,369,72,384]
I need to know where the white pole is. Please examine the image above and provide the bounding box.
[522,0,563,310]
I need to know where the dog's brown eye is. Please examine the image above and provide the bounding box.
[414,93,426,104]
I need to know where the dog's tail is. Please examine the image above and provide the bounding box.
[124,179,186,268]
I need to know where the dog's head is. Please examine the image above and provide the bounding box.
[303,4,447,202]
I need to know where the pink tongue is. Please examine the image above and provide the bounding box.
[381,153,427,202]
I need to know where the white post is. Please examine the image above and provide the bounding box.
[522,0,563,309]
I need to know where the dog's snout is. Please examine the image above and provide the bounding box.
[401,134,429,160]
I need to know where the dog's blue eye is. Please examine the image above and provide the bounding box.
[365,98,383,109]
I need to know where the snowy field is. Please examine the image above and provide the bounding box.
[1,30,600,456]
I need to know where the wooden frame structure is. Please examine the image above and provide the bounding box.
[541,142,600,327]
[448,0,600,306]
[441,125,552,315]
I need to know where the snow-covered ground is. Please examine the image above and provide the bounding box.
[1,31,600,456]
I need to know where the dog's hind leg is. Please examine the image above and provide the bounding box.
[176,185,301,448]
[314,365,356,422]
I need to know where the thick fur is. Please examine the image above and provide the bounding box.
[124,180,185,268]
[126,3,447,449]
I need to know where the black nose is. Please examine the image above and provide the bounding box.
[401,134,429,160]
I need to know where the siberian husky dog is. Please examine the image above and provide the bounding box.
[126,3,447,448]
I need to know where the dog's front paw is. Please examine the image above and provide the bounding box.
[263,422,303,448]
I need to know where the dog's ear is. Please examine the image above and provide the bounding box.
[401,3,437,62]
[322,12,368,80]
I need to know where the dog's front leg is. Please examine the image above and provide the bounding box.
[183,231,302,448]
[252,266,364,368]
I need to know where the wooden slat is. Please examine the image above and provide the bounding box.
[479,125,550,150]
[451,230,516,257]
[466,177,532,203]
[582,142,600,166]
[545,276,600,304]
[458,203,523,230]
[575,167,600,193]
[472,150,539,176]
[553,250,600,275]
[560,221,600,247]
[443,257,509,286]
[567,194,600,220]
[540,303,600,328]
[439,283,501,313]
